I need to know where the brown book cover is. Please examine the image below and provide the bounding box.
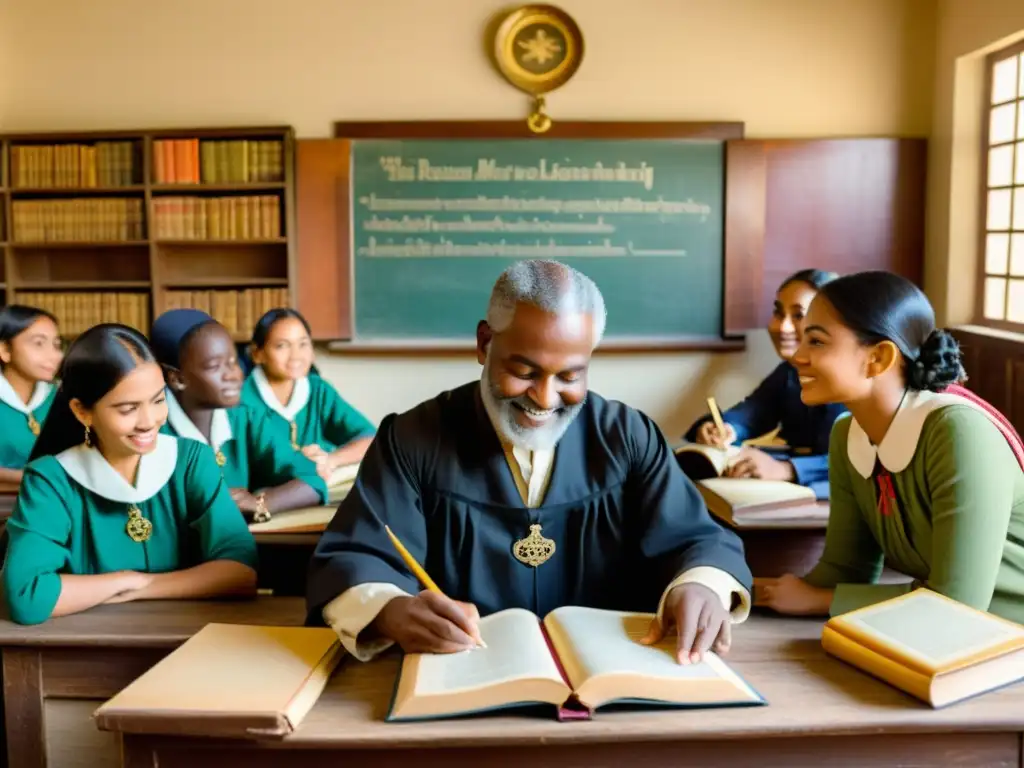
[93,624,343,739]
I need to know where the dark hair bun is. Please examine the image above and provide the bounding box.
[907,329,965,392]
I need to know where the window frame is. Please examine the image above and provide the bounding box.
[976,39,1024,331]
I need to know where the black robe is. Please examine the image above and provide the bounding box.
[306,382,751,624]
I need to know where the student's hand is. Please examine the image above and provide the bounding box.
[230,488,262,514]
[754,574,833,616]
[104,571,155,604]
[695,421,737,448]
[372,590,483,654]
[640,583,730,665]
[301,444,328,463]
[724,447,795,481]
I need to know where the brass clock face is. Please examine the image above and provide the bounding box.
[493,5,584,95]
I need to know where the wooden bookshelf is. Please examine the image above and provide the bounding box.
[0,125,296,341]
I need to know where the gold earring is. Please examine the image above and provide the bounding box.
[84,425,93,447]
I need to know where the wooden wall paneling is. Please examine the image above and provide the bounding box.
[755,138,927,328]
[723,140,767,335]
[294,139,352,340]
[951,328,1024,433]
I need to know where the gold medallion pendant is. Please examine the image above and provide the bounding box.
[27,413,40,436]
[215,449,227,467]
[513,523,556,567]
[125,505,153,543]
[289,421,299,451]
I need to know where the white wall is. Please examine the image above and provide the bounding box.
[0,0,936,434]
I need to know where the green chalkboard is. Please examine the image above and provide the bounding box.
[350,138,724,340]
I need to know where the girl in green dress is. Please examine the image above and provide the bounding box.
[150,309,327,522]
[242,309,374,482]
[0,305,63,484]
[2,324,258,625]
[756,271,1024,622]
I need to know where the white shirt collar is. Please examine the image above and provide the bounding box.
[251,366,310,422]
[0,373,51,415]
[846,389,990,478]
[56,433,178,503]
[164,389,233,453]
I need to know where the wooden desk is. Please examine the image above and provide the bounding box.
[709,507,829,577]
[0,597,306,768]
[116,615,1024,768]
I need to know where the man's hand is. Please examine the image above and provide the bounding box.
[754,574,833,616]
[640,583,731,665]
[371,591,483,654]
[724,447,795,481]
[695,421,737,448]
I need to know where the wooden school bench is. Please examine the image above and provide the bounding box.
[109,613,1024,768]
[0,597,306,768]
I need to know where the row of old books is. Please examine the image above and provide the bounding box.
[9,142,137,188]
[16,292,149,336]
[11,199,145,243]
[151,196,281,241]
[164,288,289,336]
[152,139,284,185]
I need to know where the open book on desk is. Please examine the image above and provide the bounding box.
[388,606,763,722]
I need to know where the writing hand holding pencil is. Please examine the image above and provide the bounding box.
[367,525,487,654]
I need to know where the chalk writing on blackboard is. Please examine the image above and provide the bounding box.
[350,139,724,339]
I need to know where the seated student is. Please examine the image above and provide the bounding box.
[150,309,327,522]
[0,305,64,484]
[307,260,752,664]
[756,271,1024,622]
[684,269,846,496]
[242,308,375,482]
[1,324,258,625]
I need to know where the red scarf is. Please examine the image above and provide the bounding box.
[876,384,1024,516]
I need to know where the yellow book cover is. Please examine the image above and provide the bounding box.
[823,589,1024,708]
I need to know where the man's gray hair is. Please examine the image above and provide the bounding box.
[485,260,607,347]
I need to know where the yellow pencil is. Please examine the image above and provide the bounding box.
[707,396,727,437]
[384,524,442,593]
[383,525,486,648]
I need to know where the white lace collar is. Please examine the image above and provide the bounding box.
[56,433,177,503]
[846,390,988,478]
[0,373,51,415]
[251,366,310,422]
[164,389,233,453]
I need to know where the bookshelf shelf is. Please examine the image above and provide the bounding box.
[0,125,296,336]
[164,277,289,288]
[18,281,151,290]
[10,241,150,249]
[156,238,287,247]
[150,183,286,193]
[11,186,146,196]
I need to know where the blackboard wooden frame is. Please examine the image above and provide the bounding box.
[326,120,751,354]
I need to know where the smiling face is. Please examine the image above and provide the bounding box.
[252,316,314,381]
[176,323,243,408]
[0,315,63,384]
[768,280,818,361]
[70,361,168,460]
[476,302,593,452]
[792,295,898,406]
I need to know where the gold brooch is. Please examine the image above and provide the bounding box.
[513,524,555,567]
[215,449,227,467]
[27,413,40,436]
[290,421,299,451]
[126,505,153,543]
